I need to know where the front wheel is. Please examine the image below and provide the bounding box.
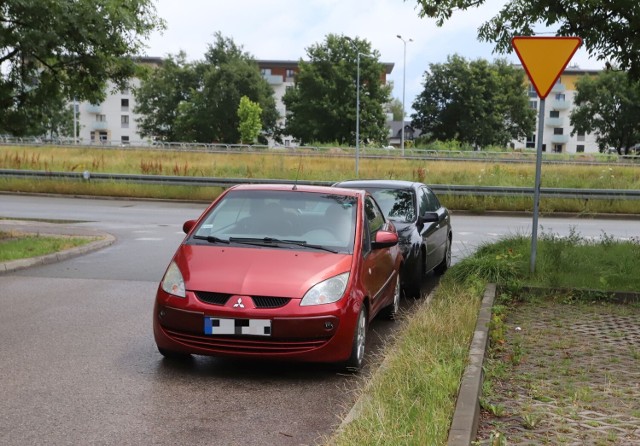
[382,274,401,320]
[434,235,452,276]
[344,305,368,372]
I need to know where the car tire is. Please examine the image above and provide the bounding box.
[404,254,424,298]
[158,346,191,360]
[382,274,401,320]
[434,235,452,276]
[344,305,368,372]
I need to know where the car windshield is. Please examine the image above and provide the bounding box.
[190,190,357,254]
[368,188,415,223]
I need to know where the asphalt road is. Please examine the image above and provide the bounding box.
[1,194,637,445]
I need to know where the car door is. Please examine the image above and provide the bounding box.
[419,186,448,271]
[360,196,395,318]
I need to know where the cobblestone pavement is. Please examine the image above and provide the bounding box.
[476,298,640,445]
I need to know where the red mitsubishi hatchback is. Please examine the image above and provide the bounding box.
[153,184,402,371]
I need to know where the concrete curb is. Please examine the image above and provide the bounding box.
[447,283,496,446]
[0,232,116,274]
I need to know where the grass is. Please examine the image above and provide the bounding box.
[0,230,96,262]
[330,230,640,445]
[2,145,640,214]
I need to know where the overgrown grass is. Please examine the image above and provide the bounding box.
[0,231,96,261]
[2,146,640,214]
[330,231,640,445]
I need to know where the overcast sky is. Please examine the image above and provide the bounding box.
[144,0,602,113]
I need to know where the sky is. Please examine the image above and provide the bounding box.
[143,0,603,113]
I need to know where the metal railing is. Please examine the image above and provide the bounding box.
[2,169,639,200]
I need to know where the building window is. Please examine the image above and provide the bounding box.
[550,110,560,118]
[577,145,585,153]
[121,136,130,145]
[121,98,129,111]
[528,84,537,98]
[285,69,295,78]
[553,144,563,153]
[526,134,536,149]
[577,131,585,142]
[96,114,106,122]
[529,100,537,110]
[121,115,129,128]
[553,127,564,135]
[260,68,271,76]
[555,93,566,101]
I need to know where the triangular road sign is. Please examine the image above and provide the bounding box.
[512,36,582,99]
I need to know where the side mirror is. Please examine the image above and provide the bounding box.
[417,211,439,228]
[372,230,399,249]
[183,219,196,234]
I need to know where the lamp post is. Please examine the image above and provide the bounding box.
[345,37,370,177]
[397,35,412,157]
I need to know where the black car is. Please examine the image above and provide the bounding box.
[334,180,452,298]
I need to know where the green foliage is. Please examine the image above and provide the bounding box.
[570,70,640,154]
[237,96,263,143]
[0,0,164,136]
[387,97,404,122]
[411,55,535,149]
[134,33,278,143]
[412,0,640,80]
[283,34,391,146]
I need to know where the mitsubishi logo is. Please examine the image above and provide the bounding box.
[233,297,245,309]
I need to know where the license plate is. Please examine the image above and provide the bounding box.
[204,317,271,336]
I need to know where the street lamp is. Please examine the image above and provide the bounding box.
[397,35,412,156]
[345,37,370,177]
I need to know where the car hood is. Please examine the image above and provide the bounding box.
[173,244,353,299]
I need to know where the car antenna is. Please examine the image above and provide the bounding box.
[292,155,303,190]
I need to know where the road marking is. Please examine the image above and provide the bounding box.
[135,237,163,241]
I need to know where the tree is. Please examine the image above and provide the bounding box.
[413,0,640,80]
[411,55,535,148]
[134,33,278,143]
[0,0,164,136]
[237,96,263,143]
[570,70,640,154]
[283,34,391,146]
[388,98,404,122]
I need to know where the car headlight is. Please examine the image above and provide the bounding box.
[161,261,186,298]
[300,272,350,306]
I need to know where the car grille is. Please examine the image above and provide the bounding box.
[195,292,290,309]
[164,329,328,354]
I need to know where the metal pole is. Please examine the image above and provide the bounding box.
[355,53,360,177]
[73,97,77,144]
[530,98,546,273]
[397,35,412,157]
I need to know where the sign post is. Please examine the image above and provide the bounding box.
[511,36,582,273]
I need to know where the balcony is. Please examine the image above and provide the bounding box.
[546,117,564,127]
[92,121,108,131]
[263,74,283,85]
[85,104,102,113]
[552,99,570,110]
[551,134,569,144]
[551,83,566,93]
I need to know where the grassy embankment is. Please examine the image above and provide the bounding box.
[0,230,96,262]
[329,231,640,445]
[1,145,640,214]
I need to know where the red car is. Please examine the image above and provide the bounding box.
[153,184,402,371]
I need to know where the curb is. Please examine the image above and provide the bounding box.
[447,283,496,446]
[0,233,116,274]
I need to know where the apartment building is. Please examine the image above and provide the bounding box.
[75,57,162,145]
[512,66,602,154]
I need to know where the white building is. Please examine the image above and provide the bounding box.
[512,66,602,154]
[75,57,162,145]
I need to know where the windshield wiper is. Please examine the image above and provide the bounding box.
[193,235,230,244]
[229,237,340,253]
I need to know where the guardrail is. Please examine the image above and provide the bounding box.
[2,169,639,200]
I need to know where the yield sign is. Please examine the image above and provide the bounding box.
[512,36,582,99]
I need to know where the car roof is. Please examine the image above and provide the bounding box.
[334,179,422,189]
[230,183,364,197]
